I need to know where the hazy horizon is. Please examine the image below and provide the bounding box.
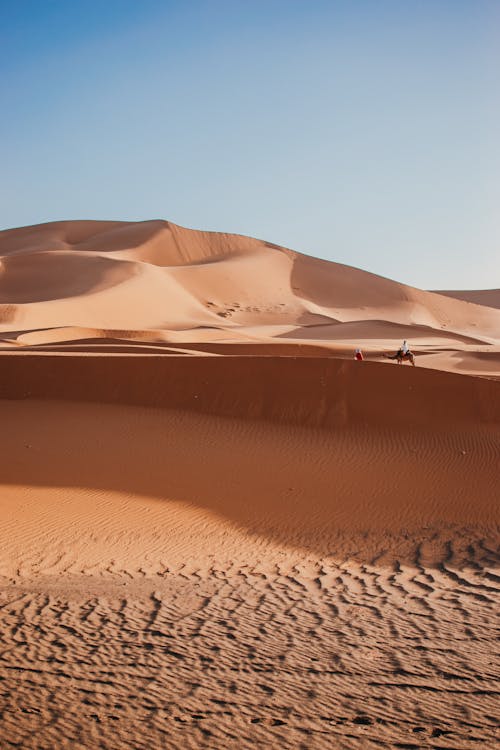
[1,0,499,290]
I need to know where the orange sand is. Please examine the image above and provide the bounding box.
[0,220,498,749]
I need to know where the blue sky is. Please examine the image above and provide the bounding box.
[1,0,499,289]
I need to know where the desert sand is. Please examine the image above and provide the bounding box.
[0,220,498,749]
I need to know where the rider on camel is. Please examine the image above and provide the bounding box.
[398,340,410,358]
[385,340,415,365]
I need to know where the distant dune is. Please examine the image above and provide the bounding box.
[1,220,499,377]
[433,287,500,309]
[0,220,498,749]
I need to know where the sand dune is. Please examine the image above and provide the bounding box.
[1,220,499,378]
[0,360,498,571]
[0,220,498,748]
[434,288,500,309]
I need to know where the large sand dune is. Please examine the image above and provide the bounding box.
[1,220,499,376]
[0,220,498,748]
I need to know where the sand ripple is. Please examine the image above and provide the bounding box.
[0,556,498,749]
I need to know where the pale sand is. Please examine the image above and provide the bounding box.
[0,220,498,749]
[1,219,499,377]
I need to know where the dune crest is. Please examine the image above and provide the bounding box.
[1,219,499,378]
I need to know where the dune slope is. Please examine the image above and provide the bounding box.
[0,357,499,749]
[1,220,499,379]
[0,220,498,749]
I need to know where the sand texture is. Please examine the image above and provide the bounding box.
[0,220,498,749]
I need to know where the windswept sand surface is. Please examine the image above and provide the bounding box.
[0,221,498,749]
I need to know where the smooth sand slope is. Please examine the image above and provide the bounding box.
[1,219,499,377]
[0,220,498,749]
[435,288,500,309]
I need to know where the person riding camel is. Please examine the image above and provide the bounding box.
[398,340,409,357]
[384,340,415,365]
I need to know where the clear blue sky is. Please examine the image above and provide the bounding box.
[1,0,499,289]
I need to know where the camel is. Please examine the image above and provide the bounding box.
[384,350,416,366]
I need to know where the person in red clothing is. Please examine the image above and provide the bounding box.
[354,348,364,361]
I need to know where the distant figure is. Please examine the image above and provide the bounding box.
[384,340,416,366]
[354,348,364,361]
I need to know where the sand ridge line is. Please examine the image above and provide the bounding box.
[0,354,499,431]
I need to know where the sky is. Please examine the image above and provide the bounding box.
[1,0,499,289]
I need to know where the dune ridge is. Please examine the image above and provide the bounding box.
[1,220,499,380]
[1,352,499,428]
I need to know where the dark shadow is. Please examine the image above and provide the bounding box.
[0,252,135,303]
[433,289,500,310]
[0,355,498,568]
